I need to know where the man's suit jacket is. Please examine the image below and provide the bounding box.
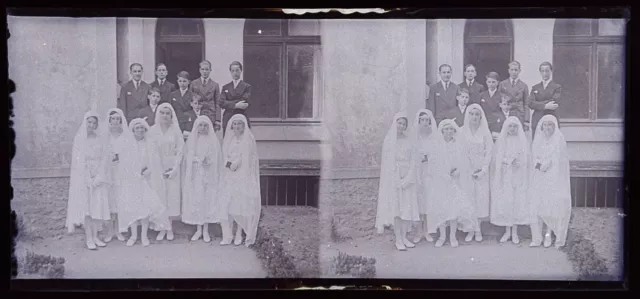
[138,105,159,127]
[528,80,562,139]
[427,81,460,126]
[478,89,503,119]
[442,105,467,128]
[118,80,151,123]
[220,80,252,135]
[488,110,514,134]
[499,78,530,124]
[459,80,485,106]
[190,77,220,119]
[150,79,177,105]
[169,89,193,131]
[180,109,208,133]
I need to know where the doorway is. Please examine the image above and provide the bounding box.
[463,19,514,82]
[155,18,205,85]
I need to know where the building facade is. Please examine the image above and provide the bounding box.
[8,17,624,216]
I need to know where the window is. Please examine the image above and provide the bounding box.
[553,19,626,120]
[464,19,514,83]
[243,19,323,122]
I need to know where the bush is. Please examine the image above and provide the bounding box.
[331,251,376,278]
[561,229,611,281]
[252,226,301,278]
[19,250,66,278]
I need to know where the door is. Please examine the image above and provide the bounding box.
[156,18,205,85]
[156,42,203,84]
[463,19,514,82]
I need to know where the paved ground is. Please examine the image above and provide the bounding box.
[14,222,266,279]
[321,224,577,280]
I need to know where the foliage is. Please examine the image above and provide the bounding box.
[19,250,66,278]
[561,229,612,281]
[331,251,376,278]
[252,226,301,278]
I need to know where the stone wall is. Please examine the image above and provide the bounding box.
[319,19,426,240]
[8,16,117,171]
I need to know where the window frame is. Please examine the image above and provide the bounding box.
[243,19,322,124]
[553,19,625,123]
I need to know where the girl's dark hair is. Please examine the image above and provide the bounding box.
[86,116,98,123]
[419,112,428,117]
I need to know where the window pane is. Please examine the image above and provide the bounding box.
[243,45,281,118]
[598,18,626,36]
[244,19,282,36]
[554,19,593,36]
[287,45,321,119]
[597,44,625,119]
[288,19,321,36]
[466,19,510,37]
[553,44,591,119]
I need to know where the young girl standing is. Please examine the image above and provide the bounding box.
[427,119,478,248]
[529,115,571,248]
[148,103,185,241]
[375,112,421,251]
[460,103,493,242]
[411,109,439,244]
[119,118,170,247]
[173,116,224,243]
[490,116,533,244]
[218,114,261,247]
[103,108,129,243]
[66,111,111,250]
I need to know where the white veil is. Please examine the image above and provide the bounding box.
[66,110,109,232]
[375,112,413,233]
[222,114,262,244]
[490,116,533,224]
[412,109,440,207]
[461,103,494,170]
[149,103,185,168]
[425,119,478,233]
[183,116,224,223]
[529,114,572,246]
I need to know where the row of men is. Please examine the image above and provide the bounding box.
[427,61,561,140]
[117,60,251,136]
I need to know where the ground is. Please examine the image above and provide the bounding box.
[321,223,577,280]
[10,178,265,278]
[14,222,266,279]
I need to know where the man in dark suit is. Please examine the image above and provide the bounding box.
[138,87,162,126]
[219,61,252,136]
[118,63,150,123]
[479,72,503,118]
[442,87,469,128]
[488,93,516,139]
[427,64,460,125]
[180,92,205,134]
[499,61,530,130]
[459,64,485,106]
[169,71,194,132]
[528,61,561,140]
[150,63,176,105]
[190,60,220,124]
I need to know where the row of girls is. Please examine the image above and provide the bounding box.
[65,105,261,250]
[375,104,571,251]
